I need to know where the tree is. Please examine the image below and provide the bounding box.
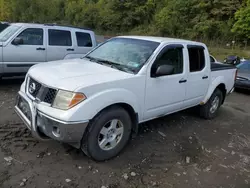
[0,0,247,41]
[232,0,250,38]
[0,0,11,21]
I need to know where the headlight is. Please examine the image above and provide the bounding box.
[52,90,86,110]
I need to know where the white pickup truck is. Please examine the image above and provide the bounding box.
[15,36,236,161]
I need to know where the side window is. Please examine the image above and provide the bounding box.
[75,32,93,47]
[188,47,205,72]
[16,28,43,45]
[210,56,215,63]
[151,47,183,77]
[48,29,72,46]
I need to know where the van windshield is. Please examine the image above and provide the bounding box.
[84,38,160,74]
[0,25,21,42]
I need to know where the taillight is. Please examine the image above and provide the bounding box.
[234,69,238,81]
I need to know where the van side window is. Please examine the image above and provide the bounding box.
[188,46,205,72]
[16,28,43,45]
[75,32,92,47]
[151,46,183,77]
[48,29,72,46]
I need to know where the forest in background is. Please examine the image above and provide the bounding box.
[0,0,250,49]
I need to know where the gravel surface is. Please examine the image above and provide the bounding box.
[0,79,250,188]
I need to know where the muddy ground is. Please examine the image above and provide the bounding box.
[0,79,250,188]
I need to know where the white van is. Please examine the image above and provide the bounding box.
[0,23,97,78]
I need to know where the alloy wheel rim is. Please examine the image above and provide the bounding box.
[210,96,220,114]
[98,119,124,151]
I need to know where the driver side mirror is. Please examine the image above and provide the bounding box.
[154,64,174,77]
[12,37,24,45]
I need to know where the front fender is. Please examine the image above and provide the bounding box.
[202,76,225,104]
[69,88,141,121]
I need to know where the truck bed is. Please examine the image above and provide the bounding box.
[211,63,236,94]
[211,62,235,71]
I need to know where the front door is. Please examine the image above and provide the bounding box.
[185,45,210,107]
[144,44,187,120]
[3,28,46,73]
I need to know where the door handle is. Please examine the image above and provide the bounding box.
[67,48,74,51]
[202,76,208,79]
[179,79,187,83]
[36,47,45,51]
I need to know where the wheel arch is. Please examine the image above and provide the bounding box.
[203,76,227,104]
[216,83,227,104]
[91,103,139,136]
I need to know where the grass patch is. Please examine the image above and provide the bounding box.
[209,47,250,62]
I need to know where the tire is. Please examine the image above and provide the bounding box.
[200,89,223,119]
[81,106,132,161]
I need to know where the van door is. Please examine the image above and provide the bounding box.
[184,45,210,107]
[46,29,74,61]
[74,31,94,57]
[3,28,46,74]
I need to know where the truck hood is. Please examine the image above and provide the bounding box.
[28,59,134,91]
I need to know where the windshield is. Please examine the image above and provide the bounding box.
[85,38,160,74]
[237,62,250,70]
[0,25,21,42]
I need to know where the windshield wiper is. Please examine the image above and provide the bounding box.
[96,59,133,73]
[84,56,98,62]
[84,56,134,74]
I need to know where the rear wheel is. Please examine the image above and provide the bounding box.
[200,89,223,119]
[81,106,132,161]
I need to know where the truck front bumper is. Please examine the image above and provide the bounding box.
[14,91,89,148]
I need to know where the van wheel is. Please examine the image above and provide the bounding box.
[81,106,132,161]
[200,89,223,119]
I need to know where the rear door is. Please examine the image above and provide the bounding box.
[3,27,46,73]
[46,29,73,61]
[184,45,210,107]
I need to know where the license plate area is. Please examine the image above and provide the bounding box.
[17,95,32,122]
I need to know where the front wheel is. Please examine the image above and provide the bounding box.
[81,106,132,161]
[200,89,223,119]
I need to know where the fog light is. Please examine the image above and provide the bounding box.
[52,127,60,138]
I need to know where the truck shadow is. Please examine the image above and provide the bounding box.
[235,88,250,95]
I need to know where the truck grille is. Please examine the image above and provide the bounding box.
[27,77,57,105]
[44,88,57,104]
[28,77,42,98]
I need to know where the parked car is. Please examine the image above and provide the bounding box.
[0,23,97,78]
[15,36,237,161]
[224,55,241,65]
[235,61,250,90]
[0,22,10,33]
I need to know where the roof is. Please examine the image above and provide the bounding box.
[11,23,93,32]
[118,35,204,45]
